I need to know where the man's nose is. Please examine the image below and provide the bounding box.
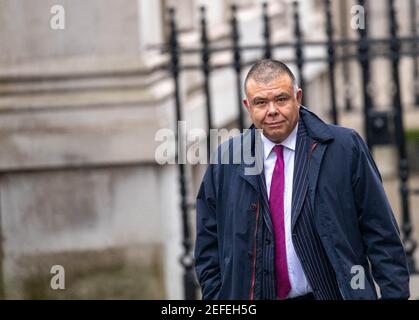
[267,101,278,115]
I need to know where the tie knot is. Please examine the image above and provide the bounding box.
[273,144,284,156]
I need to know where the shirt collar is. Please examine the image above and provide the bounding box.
[260,122,298,160]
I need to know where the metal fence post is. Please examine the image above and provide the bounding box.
[231,5,245,131]
[325,0,338,124]
[168,8,198,299]
[292,1,305,105]
[200,6,214,159]
[262,2,272,59]
[357,0,374,149]
[388,0,417,273]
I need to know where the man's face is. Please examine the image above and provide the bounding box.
[243,74,302,143]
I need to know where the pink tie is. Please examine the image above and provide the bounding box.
[269,145,291,299]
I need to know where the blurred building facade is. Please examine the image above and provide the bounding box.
[0,0,418,299]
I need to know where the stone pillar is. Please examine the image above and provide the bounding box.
[0,0,180,299]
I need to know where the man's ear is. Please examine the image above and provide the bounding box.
[243,99,250,112]
[296,88,303,105]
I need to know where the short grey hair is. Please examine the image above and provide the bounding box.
[244,59,299,97]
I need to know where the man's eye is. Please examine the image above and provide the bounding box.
[255,101,266,105]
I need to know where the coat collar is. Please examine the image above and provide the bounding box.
[299,106,334,144]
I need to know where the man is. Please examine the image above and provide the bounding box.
[194,59,410,300]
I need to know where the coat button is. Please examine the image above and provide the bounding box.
[250,203,257,210]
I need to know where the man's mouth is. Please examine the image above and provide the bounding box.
[265,121,285,127]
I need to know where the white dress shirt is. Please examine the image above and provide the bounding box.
[261,123,312,298]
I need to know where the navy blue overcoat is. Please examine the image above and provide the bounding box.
[194,107,410,300]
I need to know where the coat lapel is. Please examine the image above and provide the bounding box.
[257,169,273,235]
[291,121,310,230]
[296,106,334,226]
[307,142,328,213]
[237,127,274,234]
[237,125,263,192]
